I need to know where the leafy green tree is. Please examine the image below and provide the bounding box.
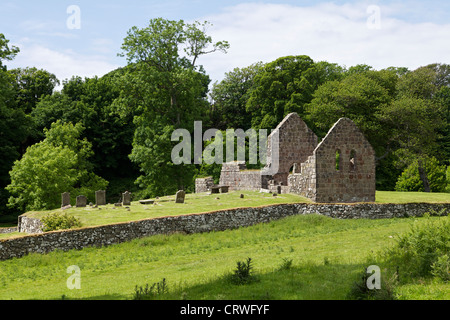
[395,157,447,192]
[0,33,19,69]
[307,68,397,148]
[382,65,447,191]
[210,62,264,130]
[9,67,59,113]
[0,34,32,215]
[118,18,228,196]
[6,121,108,211]
[246,56,345,130]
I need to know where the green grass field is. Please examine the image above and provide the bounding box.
[1,190,449,240]
[0,190,448,300]
[0,213,448,300]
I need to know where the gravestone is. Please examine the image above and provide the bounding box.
[95,190,106,206]
[220,186,229,193]
[175,190,185,203]
[76,195,87,207]
[122,191,131,206]
[61,192,70,207]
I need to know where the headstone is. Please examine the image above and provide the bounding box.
[61,192,70,207]
[76,195,87,207]
[175,190,185,203]
[95,190,106,206]
[240,194,244,198]
[220,186,229,193]
[122,191,131,206]
[114,203,122,207]
[277,185,282,194]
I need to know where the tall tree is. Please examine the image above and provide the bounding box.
[0,34,31,216]
[118,18,228,197]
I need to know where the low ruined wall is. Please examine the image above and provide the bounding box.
[0,227,17,234]
[195,177,215,193]
[1,202,448,261]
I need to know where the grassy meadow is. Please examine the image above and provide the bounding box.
[0,190,448,300]
[0,213,449,300]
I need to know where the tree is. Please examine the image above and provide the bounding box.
[210,62,264,130]
[246,56,345,130]
[6,121,108,211]
[395,157,447,192]
[118,18,228,196]
[0,33,19,69]
[0,34,31,216]
[9,67,59,113]
[306,68,398,148]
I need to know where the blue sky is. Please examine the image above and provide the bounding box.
[1,0,450,87]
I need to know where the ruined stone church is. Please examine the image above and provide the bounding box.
[196,113,376,203]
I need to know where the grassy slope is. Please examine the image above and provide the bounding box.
[1,190,448,240]
[0,214,448,300]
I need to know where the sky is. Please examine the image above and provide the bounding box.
[1,0,450,87]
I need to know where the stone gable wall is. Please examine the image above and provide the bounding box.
[264,113,318,186]
[313,118,376,203]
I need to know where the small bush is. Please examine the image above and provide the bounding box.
[133,278,168,300]
[347,267,396,300]
[278,258,293,271]
[41,212,82,232]
[227,257,258,285]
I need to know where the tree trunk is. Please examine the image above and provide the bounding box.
[417,159,431,192]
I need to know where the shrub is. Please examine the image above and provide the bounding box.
[227,257,258,285]
[347,266,396,300]
[41,212,82,232]
[133,279,168,300]
[278,258,293,271]
[431,254,449,282]
[382,215,449,280]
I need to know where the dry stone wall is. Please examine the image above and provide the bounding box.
[1,202,448,261]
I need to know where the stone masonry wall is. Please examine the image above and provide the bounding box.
[195,177,215,193]
[1,202,448,261]
[264,113,318,186]
[0,227,17,234]
[219,161,262,191]
[288,155,316,199]
[313,118,376,203]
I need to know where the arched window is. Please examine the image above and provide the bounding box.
[349,150,356,171]
[335,149,341,171]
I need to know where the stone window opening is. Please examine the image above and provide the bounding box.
[289,163,299,174]
[335,149,341,171]
[349,150,356,171]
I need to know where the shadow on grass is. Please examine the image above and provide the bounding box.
[129,261,367,301]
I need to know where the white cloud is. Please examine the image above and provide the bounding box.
[196,2,450,83]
